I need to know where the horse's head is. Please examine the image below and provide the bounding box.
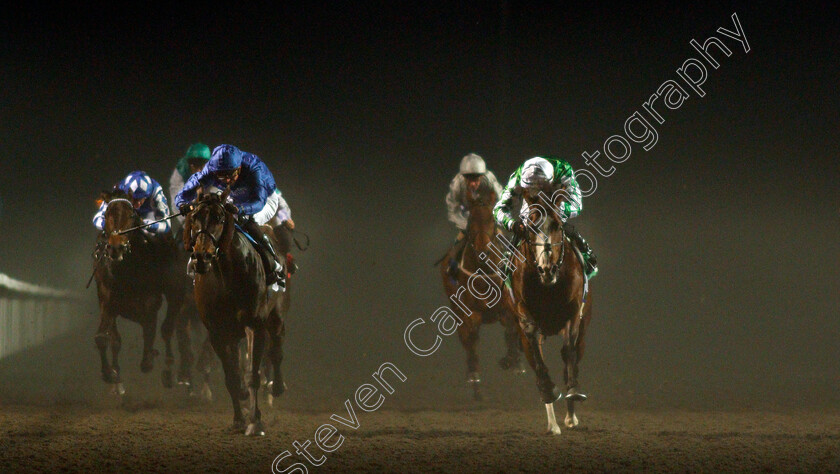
[101,191,140,262]
[466,199,497,255]
[184,189,236,274]
[524,189,566,286]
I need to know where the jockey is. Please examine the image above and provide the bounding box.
[175,144,293,292]
[493,156,598,279]
[445,153,503,278]
[169,143,211,220]
[93,171,172,235]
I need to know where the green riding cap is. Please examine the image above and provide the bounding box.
[175,143,211,181]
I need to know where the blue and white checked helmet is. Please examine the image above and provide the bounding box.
[121,171,154,200]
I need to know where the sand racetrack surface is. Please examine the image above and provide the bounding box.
[1,402,839,473]
[2,319,839,473]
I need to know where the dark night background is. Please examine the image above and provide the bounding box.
[0,0,838,431]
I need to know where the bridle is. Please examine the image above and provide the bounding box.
[523,217,566,270]
[188,198,228,259]
[101,198,140,258]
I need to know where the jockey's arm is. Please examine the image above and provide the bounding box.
[493,169,522,231]
[274,190,292,223]
[174,169,208,210]
[92,201,107,231]
[549,161,583,221]
[445,175,468,231]
[236,182,270,216]
[144,186,171,234]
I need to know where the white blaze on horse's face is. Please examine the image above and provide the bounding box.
[534,219,560,286]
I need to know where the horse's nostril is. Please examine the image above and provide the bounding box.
[537,266,545,274]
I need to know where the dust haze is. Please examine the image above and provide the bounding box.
[0,3,838,472]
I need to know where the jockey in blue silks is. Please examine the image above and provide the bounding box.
[94,171,171,235]
[175,144,292,291]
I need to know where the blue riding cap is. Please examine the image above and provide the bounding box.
[121,171,155,200]
[212,144,244,171]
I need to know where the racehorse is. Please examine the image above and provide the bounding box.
[92,190,187,395]
[184,190,285,436]
[506,189,593,435]
[440,191,524,400]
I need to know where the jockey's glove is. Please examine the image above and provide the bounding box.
[178,203,193,215]
[512,221,528,239]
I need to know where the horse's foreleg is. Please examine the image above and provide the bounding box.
[518,317,560,404]
[195,335,215,402]
[499,311,525,373]
[211,335,246,431]
[159,302,177,388]
[139,316,157,373]
[519,317,562,435]
[245,325,266,436]
[456,315,482,401]
[174,308,194,388]
[95,309,117,383]
[266,311,286,399]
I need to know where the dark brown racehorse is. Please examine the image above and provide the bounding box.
[92,190,186,395]
[440,191,524,400]
[506,189,593,435]
[184,190,285,436]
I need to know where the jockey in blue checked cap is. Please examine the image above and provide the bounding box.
[93,171,171,235]
[175,144,293,291]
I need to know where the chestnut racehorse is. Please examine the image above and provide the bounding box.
[184,191,285,436]
[506,189,593,435]
[92,190,187,395]
[440,191,524,400]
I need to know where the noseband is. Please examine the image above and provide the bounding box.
[524,221,565,269]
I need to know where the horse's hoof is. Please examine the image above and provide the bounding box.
[102,369,119,384]
[161,369,173,389]
[110,382,126,396]
[271,381,287,397]
[228,422,246,434]
[564,414,580,428]
[546,425,562,436]
[498,356,514,370]
[199,383,213,402]
[177,372,192,386]
[466,371,482,384]
[245,422,265,437]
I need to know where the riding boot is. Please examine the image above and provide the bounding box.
[565,224,598,278]
[447,233,467,279]
[242,218,286,291]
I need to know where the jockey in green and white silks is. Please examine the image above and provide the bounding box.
[169,143,211,223]
[493,156,598,279]
[445,153,503,278]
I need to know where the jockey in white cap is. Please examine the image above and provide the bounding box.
[444,153,503,278]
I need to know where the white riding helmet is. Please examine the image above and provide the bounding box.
[459,153,487,175]
[520,157,553,190]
